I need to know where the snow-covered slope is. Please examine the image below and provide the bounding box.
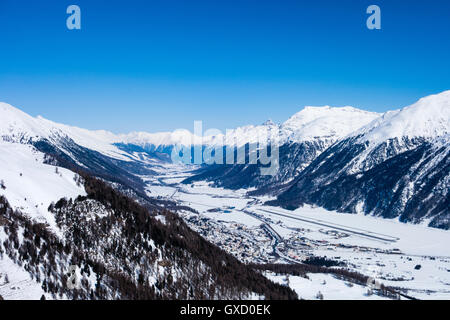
[340,91,449,175]
[274,91,450,229]
[118,129,204,151]
[0,173,296,300]
[0,140,86,234]
[120,106,381,150]
[1,91,448,230]
[0,102,49,141]
[355,90,449,144]
[281,106,380,142]
[118,122,281,150]
[0,102,170,195]
[0,102,131,161]
[0,248,47,300]
[1,101,381,160]
[1,103,296,300]
[219,106,379,146]
[183,106,380,190]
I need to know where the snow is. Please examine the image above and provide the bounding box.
[0,102,50,139]
[38,117,132,161]
[0,102,133,162]
[120,123,281,149]
[325,91,450,177]
[118,130,205,148]
[0,230,47,300]
[146,166,450,299]
[255,205,450,257]
[121,106,380,149]
[354,90,450,144]
[5,91,447,167]
[0,141,86,234]
[0,254,46,300]
[281,106,380,142]
[154,215,167,225]
[2,91,448,163]
[1,91,449,300]
[267,272,386,300]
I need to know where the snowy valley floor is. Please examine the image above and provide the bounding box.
[144,164,450,300]
[1,147,449,300]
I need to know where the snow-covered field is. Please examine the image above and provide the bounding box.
[0,250,46,300]
[0,141,448,300]
[145,165,450,300]
[267,272,385,300]
[252,205,450,257]
[0,141,86,235]
[0,142,88,300]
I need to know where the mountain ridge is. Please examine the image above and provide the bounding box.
[2,91,449,229]
[268,91,450,228]
[1,101,381,153]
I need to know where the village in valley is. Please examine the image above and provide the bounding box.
[143,165,450,300]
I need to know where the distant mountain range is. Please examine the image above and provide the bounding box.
[183,91,449,229]
[1,90,449,231]
[183,106,380,189]
[0,102,297,300]
[0,90,449,300]
[271,92,449,229]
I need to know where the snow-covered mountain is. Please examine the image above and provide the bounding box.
[119,105,380,150]
[0,176,295,300]
[272,91,450,229]
[0,102,129,161]
[355,91,449,143]
[0,102,174,197]
[281,106,380,142]
[183,106,381,190]
[1,91,449,231]
[1,91,449,302]
[0,101,381,192]
[0,103,296,300]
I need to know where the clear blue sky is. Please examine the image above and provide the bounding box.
[0,0,449,133]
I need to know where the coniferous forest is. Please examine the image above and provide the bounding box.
[0,173,297,300]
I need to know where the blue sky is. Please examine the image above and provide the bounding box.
[0,0,449,133]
